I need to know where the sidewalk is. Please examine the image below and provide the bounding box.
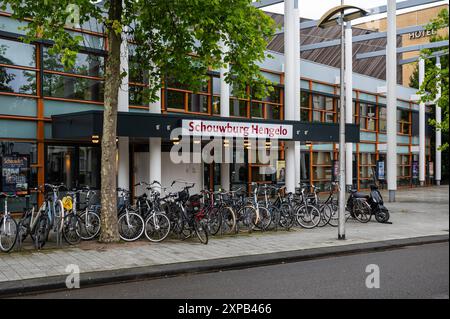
[0,185,448,295]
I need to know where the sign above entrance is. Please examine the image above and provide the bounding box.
[181,120,293,139]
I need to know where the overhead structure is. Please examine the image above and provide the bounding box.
[317,3,368,240]
[356,40,449,59]
[399,49,448,64]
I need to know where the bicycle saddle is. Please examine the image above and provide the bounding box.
[350,190,370,199]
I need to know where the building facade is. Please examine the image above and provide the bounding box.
[0,8,438,210]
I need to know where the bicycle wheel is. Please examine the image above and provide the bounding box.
[206,207,222,236]
[279,203,294,230]
[118,211,145,241]
[0,217,18,253]
[62,214,81,245]
[238,205,258,232]
[354,201,372,223]
[265,205,280,231]
[220,206,236,234]
[328,203,339,227]
[255,206,272,231]
[78,211,101,240]
[194,219,208,244]
[144,213,171,242]
[295,205,321,229]
[33,215,49,249]
[318,204,332,227]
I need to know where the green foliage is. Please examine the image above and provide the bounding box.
[2,0,276,100]
[416,8,449,151]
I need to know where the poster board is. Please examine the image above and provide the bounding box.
[276,160,286,184]
[1,155,30,195]
[377,160,385,180]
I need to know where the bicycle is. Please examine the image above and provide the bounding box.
[117,188,144,241]
[31,184,67,249]
[78,186,101,240]
[293,184,321,229]
[142,183,171,242]
[0,193,19,253]
[166,181,208,244]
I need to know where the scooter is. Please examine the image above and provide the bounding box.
[346,168,390,224]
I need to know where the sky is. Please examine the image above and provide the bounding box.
[261,0,449,22]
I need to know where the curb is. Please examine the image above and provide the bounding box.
[1,234,448,298]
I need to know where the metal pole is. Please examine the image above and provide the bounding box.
[387,0,397,202]
[345,22,353,189]
[338,4,346,240]
[284,0,299,194]
[435,56,442,186]
[220,39,231,191]
[419,57,426,186]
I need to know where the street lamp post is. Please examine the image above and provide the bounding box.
[318,3,367,240]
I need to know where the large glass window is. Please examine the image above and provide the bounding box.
[43,47,104,77]
[312,94,335,123]
[43,74,103,101]
[0,67,36,94]
[359,103,377,131]
[397,109,411,135]
[0,38,35,67]
[46,145,100,189]
[379,107,387,133]
[301,91,310,121]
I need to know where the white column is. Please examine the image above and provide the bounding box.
[435,57,442,185]
[117,31,129,190]
[386,0,397,202]
[284,0,300,193]
[345,22,353,188]
[149,86,162,185]
[220,40,231,191]
[419,57,426,186]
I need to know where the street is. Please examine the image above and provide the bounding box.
[17,242,449,299]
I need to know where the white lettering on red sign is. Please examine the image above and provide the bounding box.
[181,120,293,139]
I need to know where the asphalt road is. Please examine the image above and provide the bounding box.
[17,242,449,299]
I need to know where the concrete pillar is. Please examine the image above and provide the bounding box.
[386,0,397,202]
[149,85,162,185]
[117,30,129,190]
[419,58,426,186]
[435,57,442,186]
[220,40,231,191]
[345,22,353,189]
[284,0,300,193]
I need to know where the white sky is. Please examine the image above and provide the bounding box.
[261,0,449,22]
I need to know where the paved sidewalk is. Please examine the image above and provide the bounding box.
[0,185,448,292]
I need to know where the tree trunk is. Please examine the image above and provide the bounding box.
[99,0,122,243]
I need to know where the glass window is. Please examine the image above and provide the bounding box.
[43,74,103,101]
[230,98,247,117]
[0,38,35,67]
[0,141,37,164]
[43,47,104,77]
[313,151,332,165]
[379,107,386,132]
[301,91,310,108]
[266,104,281,120]
[166,90,185,110]
[78,146,100,189]
[312,95,325,110]
[251,102,264,119]
[46,145,76,189]
[0,67,36,95]
[129,85,148,106]
[188,93,208,113]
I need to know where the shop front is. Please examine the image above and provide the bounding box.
[51,110,360,196]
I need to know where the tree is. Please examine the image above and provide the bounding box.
[1,0,275,242]
[410,8,448,152]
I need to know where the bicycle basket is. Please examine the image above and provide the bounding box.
[178,190,189,203]
[62,196,73,211]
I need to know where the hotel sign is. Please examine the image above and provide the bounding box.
[408,29,437,40]
[181,119,293,139]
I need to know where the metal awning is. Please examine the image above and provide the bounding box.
[51,111,360,143]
